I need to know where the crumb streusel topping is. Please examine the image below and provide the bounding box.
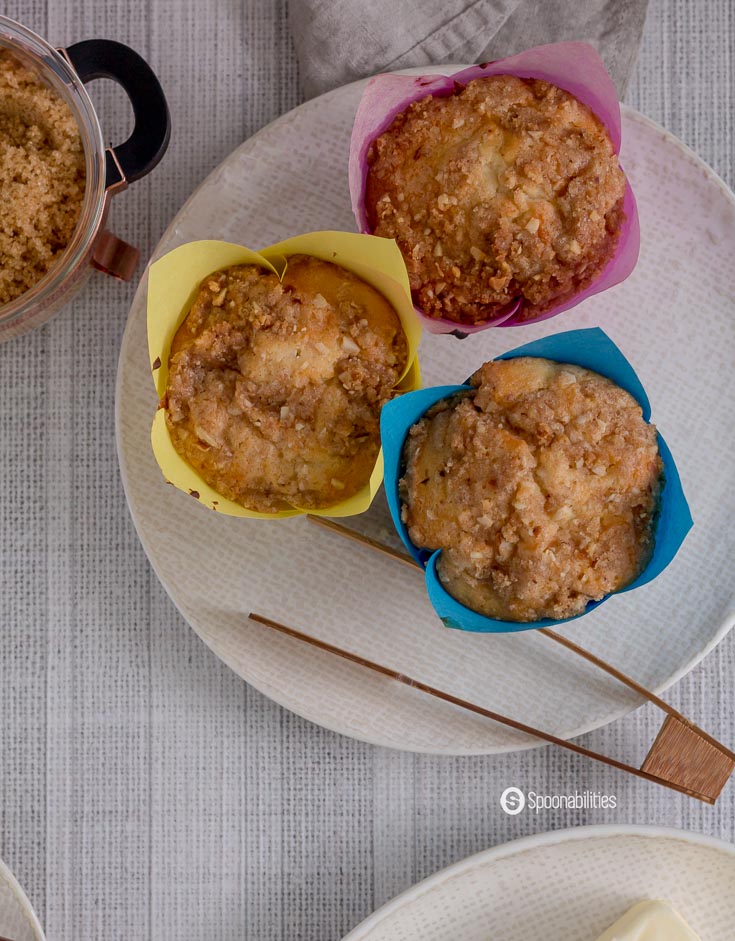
[400,357,663,621]
[165,256,408,512]
[366,75,626,325]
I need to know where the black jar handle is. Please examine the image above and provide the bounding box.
[64,39,171,188]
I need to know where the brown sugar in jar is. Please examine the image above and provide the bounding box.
[0,50,85,306]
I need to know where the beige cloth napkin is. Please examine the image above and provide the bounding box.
[289,0,649,98]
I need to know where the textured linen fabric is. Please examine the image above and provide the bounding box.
[290,0,649,97]
[0,2,733,941]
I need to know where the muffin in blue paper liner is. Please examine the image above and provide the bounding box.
[380,328,693,634]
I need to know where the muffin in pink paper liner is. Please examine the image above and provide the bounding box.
[349,43,640,336]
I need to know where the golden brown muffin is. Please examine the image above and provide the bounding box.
[400,357,663,621]
[0,51,85,306]
[366,75,626,325]
[164,255,408,512]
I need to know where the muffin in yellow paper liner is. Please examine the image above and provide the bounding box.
[147,231,422,519]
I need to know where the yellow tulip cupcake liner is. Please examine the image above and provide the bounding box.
[147,231,422,519]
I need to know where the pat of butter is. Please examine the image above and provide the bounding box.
[595,901,701,940]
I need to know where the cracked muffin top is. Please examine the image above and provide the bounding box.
[400,357,663,622]
[164,255,408,512]
[365,75,626,325]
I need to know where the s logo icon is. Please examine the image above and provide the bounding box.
[500,786,526,815]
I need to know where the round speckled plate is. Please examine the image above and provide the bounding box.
[0,857,44,941]
[116,69,735,754]
[341,825,735,941]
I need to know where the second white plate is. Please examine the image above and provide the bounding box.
[342,825,735,941]
[0,857,44,941]
[116,71,735,754]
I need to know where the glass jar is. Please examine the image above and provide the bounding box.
[0,16,171,341]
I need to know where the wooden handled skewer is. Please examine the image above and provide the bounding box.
[247,515,735,805]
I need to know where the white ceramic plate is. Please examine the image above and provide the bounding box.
[341,825,735,941]
[116,69,735,755]
[0,857,44,941]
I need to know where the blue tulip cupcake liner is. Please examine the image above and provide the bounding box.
[380,327,693,634]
